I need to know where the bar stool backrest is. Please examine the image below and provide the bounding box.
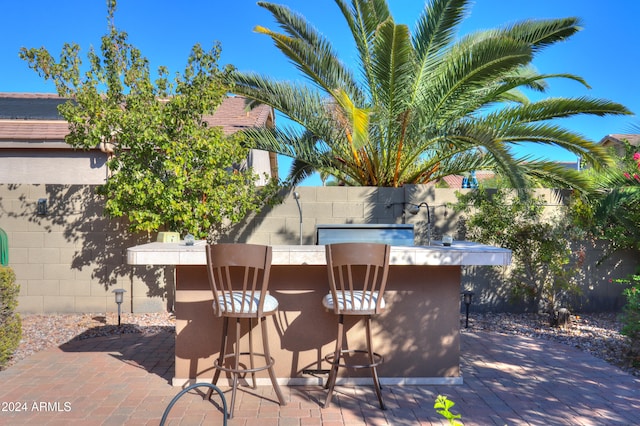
[325,242,390,315]
[205,243,272,318]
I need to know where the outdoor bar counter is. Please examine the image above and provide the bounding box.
[127,242,511,386]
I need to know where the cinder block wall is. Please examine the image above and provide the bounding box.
[223,185,470,246]
[0,184,170,314]
[0,184,634,314]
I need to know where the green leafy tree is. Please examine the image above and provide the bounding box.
[231,0,630,188]
[455,189,584,316]
[19,0,279,239]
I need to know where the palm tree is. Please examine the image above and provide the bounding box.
[233,0,630,188]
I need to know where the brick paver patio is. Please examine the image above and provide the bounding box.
[0,328,638,425]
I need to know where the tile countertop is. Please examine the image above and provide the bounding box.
[127,241,511,266]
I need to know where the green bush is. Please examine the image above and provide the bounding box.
[454,189,583,317]
[0,266,21,368]
[612,273,640,366]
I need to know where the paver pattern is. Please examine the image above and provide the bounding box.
[0,330,638,425]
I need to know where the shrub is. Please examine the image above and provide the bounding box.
[0,266,21,369]
[612,273,640,366]
[454,188,584,317]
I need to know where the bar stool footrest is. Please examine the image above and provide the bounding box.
[214,352,275,374]
[324,349,384,369]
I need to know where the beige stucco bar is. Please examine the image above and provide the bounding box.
[127,242,511,386]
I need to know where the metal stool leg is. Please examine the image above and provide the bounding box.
[324,314,344,408]
[366,317,385,410]
[228,317,242,418]
[249,318,257,389]
[261,316,286,406]
[208,317,229,400]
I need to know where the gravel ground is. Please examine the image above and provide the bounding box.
[2,311,638,377]
[2,312,176,371]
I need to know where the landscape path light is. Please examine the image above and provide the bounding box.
[462,291,474,328]
[112,288,126,326]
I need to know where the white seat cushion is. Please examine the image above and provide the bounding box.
[323,291,384,312]
[214,292,279,314]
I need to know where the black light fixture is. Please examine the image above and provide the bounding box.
[37,198,47,215]
[293,191,302,245]
[112,288,126,326]
[462,291,474,328]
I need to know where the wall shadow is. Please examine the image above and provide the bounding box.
[218,186,290,243]
[272,287,336,377]
[2,184,170,306]
[58,325,176,383]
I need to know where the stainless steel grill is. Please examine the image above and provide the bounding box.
[315,224,414,246]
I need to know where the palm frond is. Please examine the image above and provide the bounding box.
[287,158,319,187]
[500,17,583,53]
[239,127,321,160]
[423,35,532,121]
[256,2,363,102]
[331,88,370,151]
[257,2,324,45]
[372,20,414,115]
[336,0,390,105]
[401,145,488,184]
[492,122,612,169]
[518,160,594,193]
[486,97,632,126]
[476,69,589,105]
[232,71,341,138]
[411,0,468,99]
[454,121,530,189]
[596,165,640,192]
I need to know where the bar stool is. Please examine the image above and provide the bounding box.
[205,243,286,418]
[322,242,390,409]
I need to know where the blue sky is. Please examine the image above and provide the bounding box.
[2,1,638,185]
